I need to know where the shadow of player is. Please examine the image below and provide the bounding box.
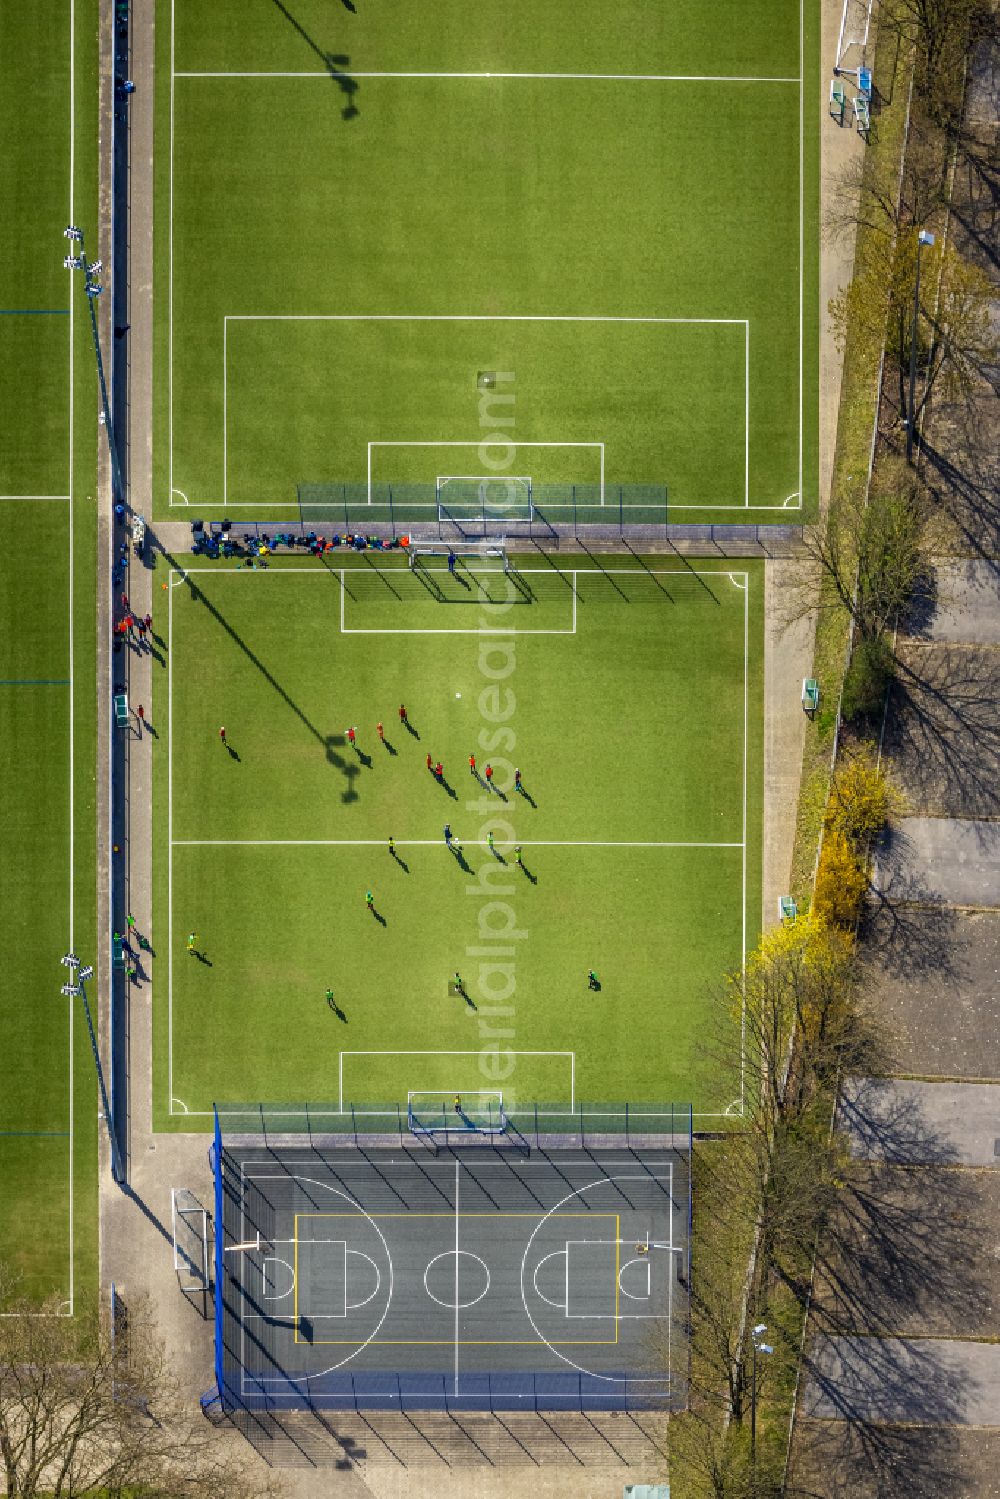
[357,750,373,769]
[452,846,471,873]
[225,744,241,762]
[403,719,419,739]
[440,775,458,800]
[371,907,387,927]
[327,996,348,1022]
[517,787,537,808]
[382,738,398,757]
[391,851,410,874]
[193,950,213,967]
[519,861,538,885]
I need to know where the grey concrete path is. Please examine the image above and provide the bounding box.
[840,1077,1000,1167]
[802,1336,1000,1426]
[909,561,1000,643]
[874,818,1000,908]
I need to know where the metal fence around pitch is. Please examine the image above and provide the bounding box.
[295,483,804,552]
[212,1100,693,1152]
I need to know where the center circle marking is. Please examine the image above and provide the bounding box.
[424,1250,490,1309]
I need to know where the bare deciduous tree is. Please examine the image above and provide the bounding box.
[0,1276,274,1499]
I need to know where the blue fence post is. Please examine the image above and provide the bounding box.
[212,1107,225,1408]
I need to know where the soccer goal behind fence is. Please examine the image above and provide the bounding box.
[436,476,534,536]
[406,538,509,572]
[407,1090,508,1141]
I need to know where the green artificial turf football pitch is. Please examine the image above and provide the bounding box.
[154,0,818,525]
[153,551,762,1126]
[0,0,98,1304]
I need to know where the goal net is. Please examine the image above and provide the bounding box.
[408,1090,508,1138]
[437,476,533,523]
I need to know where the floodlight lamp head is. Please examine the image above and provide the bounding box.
[752,1323,768,1337]
[918,230,935,247]
[60,983,81,998]
[61,952,80,970]
[64,226,83,241]
[86,282,103,298]
[89,260,103,275]
[79,965,94,982]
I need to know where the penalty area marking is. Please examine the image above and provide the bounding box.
[370,440,604,507]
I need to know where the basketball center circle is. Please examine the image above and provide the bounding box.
[424,1250,490,1309]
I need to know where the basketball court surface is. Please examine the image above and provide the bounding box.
[218,1140,690,1411]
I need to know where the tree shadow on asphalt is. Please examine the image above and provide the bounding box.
[789,1083,989,1497]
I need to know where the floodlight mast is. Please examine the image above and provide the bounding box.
[750,1322,774,1470]
[61,952,125,1183]
[63,227,124,504]
[906,229,936,466]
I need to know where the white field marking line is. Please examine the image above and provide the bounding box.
[520,1176,676,1385]
[176,70,801,84]
[224,315,746,506]
[175,564,736,575]
[166,562,750,1116]
[66,0,76,1317]
[744,322,750,507]
[171,6,807,517]
[372,441,604,507]
[0,495,72,501]
[223,315,227,500]
[454,1160,460,1394]
[172,839,743,848]
[338,1050,575,1113]
[167,499,804,509]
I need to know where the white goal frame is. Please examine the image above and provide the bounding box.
[436,475,533,520]
[406,539,509,571]
[407,1089,508,1136]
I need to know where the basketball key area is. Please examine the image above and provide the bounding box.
[219,1139,689,1412]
